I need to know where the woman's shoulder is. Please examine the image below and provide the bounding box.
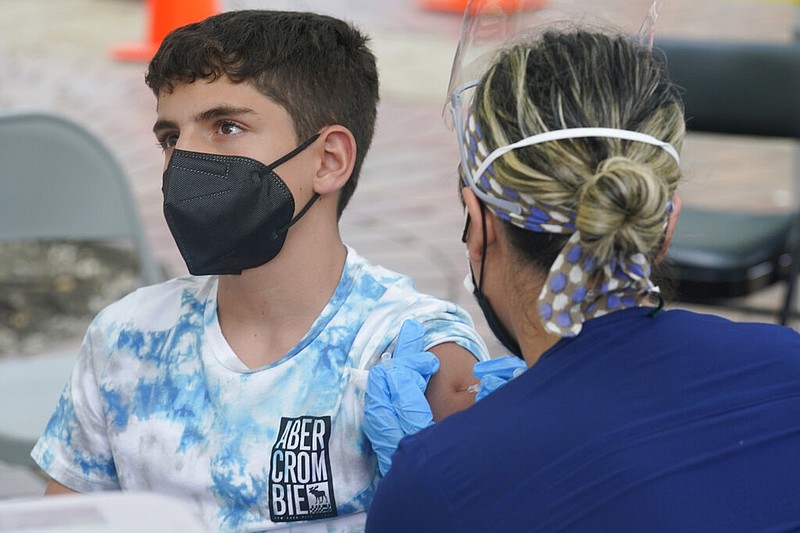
[662,308,800,341]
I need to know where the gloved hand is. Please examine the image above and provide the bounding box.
[472,356,527,402]
[364,319,440,476]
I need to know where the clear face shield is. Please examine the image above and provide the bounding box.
[444,0,666,215]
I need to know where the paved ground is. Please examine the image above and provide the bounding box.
[0,0,798,497]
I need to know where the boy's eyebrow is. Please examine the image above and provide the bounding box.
[152,106,256,134]
[152,118,176,134]
[196,105,255,123]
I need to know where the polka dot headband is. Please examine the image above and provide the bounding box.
[461,108,680,337]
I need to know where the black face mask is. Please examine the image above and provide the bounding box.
[163,134,320,276]
[463,204,523,358]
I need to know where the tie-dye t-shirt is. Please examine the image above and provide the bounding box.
[32,247,489,532]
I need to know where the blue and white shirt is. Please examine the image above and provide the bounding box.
[32,247,488,532]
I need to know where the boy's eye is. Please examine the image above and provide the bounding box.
[218,122,243,135]
[156,133,179,150]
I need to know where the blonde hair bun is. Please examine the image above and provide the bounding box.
[576,156,669,260]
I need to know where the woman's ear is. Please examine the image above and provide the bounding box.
[461,187,497,261]
[656,194,682,264]
[313,125,356,195]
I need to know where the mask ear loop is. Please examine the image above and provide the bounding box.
[265,132,321,172]
[645,197,673,317]
[460,201,488,291]
[275,192,321,238]
[478,202,488,293]
[646,292,665,317]
[270,132,323,238]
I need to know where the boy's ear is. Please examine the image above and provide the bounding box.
[313,125,356,195]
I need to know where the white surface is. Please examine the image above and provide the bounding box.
[0,492,210,533]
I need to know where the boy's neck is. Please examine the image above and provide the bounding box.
[215,227,347,369]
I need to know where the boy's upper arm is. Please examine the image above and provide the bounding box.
[31,313,121,492]
[426,342,479,421]
[44,479,80,496]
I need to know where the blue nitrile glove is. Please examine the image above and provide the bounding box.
[472,356,527,402]
[364,319,440,476]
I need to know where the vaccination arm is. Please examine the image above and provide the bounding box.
[426,341,479,420]
[364,320,527,475]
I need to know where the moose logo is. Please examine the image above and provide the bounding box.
[268,416,337,522]
[307,484,330,509]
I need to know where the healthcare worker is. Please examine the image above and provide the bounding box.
[363,5,800,531]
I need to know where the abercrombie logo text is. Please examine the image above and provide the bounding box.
[269,416,337,522]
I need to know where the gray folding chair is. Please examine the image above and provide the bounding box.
[654,39,800,324]
[0,109,163,467]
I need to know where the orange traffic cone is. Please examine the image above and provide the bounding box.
[112,0,220,62]
[418,0,546,14]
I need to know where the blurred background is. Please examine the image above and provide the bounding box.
[0,0,798,496]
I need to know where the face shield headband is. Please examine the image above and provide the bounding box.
[450,83,681,221]
[453,98,679,337]
[445,0,670,209]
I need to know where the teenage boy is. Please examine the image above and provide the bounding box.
[32,10,488,532]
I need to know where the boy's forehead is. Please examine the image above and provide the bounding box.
[156,77,252,105]
[154,77,285,120]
